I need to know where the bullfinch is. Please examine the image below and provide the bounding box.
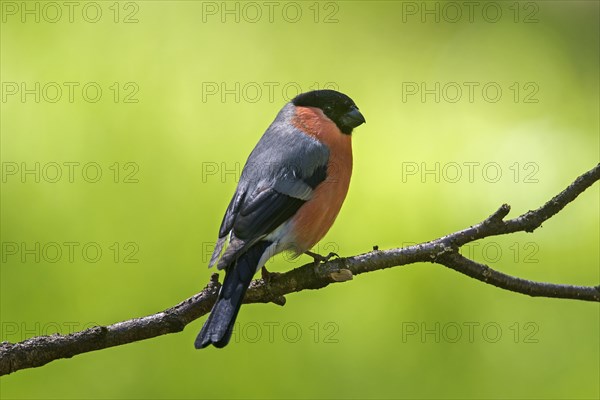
[195,89,365,349]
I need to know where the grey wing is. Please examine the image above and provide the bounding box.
[210,163,327,269]
[208,110,329,269]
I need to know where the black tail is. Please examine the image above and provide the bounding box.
[194,241,270,349]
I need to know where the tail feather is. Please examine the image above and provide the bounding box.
[195,241,270,349]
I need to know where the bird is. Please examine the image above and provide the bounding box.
[195,89,365,349]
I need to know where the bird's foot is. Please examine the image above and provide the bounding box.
[260,266,286,306]
[261,266,281,284]
[305,250,340,264]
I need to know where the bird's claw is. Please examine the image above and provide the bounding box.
[261,266,280,284]
[260,267,286,306]
[305,250,340,264]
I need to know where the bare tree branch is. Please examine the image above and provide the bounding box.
[1,163,598,376]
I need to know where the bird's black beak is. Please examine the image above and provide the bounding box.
[341,107,366,128]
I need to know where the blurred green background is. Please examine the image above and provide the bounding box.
[1,1,598,399]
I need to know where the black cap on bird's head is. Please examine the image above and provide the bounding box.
[292,90,366,135]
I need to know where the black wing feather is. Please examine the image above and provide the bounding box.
[303,164,327,189]
[234,188,305,240]
[216,164,327,242]
[218,190,246,238]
